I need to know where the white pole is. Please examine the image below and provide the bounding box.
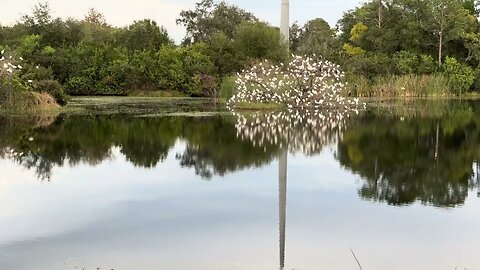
[280,0,290,47]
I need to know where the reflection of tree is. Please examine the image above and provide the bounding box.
[175,117,279,179]
[337,107,480,208]
[232,108,356,155]
[120,117,180,168]
[0,115,279,180]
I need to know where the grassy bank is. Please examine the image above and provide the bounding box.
[345,74,452,97]
[0,90,61,114]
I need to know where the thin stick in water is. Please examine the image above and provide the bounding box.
[350,247,364,270]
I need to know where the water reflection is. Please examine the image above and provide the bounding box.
[336,102,480,207]
[0,100,479,208]
[0,115,279,180]
[278,148,287,270]
[1,100,480,269]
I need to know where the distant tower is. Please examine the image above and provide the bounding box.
[280,0,290,47]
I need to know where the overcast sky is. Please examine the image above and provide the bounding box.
[2,0,363,42]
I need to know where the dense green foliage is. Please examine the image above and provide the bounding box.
[2,0,480,98]
[0,1,288,98]
[288,0,480,95]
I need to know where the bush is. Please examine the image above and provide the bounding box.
[154,45,187,91]
[191,74,218,97]
[64,44,131,95]
[33,79,68,105]
[96,58,131,95]
[344,53,395,78]
[418,54,436,74]
[153,44,216,95]
[394,51,419,75]
[127,50,158,90]
[473,68,480,92]
[443,57,474,95]
[66,76,93,95]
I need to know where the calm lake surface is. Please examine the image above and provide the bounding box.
[1,98,479,270]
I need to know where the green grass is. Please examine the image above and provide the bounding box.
[220,76,237,99]
[347,74,450,97]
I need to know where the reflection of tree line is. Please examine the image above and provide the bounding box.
[2,101,480,208]
[0,115,279,180]
[336,105,480,207]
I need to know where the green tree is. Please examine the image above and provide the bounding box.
[422,0,476,66]
[116,19,172,51]
[295,18,340,60]
[443,56,474,94]
[177,0,257,43]
[81,8,113,44]
[205,32,242,76]
[232,21,288,64]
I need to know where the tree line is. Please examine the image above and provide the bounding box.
[1,0,480,100]
[0,0,287,99]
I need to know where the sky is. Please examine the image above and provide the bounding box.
[1,0,363,42]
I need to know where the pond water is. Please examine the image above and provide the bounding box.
[0,99,479,270]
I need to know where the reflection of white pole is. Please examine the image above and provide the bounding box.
[279,147,287,270]
[280,0,290,46]
[435,122,440,161]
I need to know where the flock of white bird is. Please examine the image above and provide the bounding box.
[0,49,34,84]
[227,55,366,111]
[231,107,356,154]
[228,55,367,153]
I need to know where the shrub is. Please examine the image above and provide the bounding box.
[191,74,218,97]
[127,50,157,90]
[345,53,395,78]
[96,58,131,95]
[154,45,187,91]
[153,44,216,95]
[394,51,419,75]
[418,54,436,74]
[443,57,474,95]
[66,76,93,95]
[33,79,68,105]
[473,68,480,92]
